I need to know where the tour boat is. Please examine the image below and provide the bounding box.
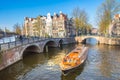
[59,46,89,75]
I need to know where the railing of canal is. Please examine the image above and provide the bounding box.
[0,37,50,53]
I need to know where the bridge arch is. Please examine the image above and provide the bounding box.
[42,40,58,52]
[20,44,41,58]
[81,36,100,44]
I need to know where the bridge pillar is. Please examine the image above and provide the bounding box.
[45,45,48,52]
[0,44,1,51]
[82,39,86,44]
[59,39,63,48]
[98,41,100,45]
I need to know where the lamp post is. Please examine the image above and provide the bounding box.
[4,27,6,37]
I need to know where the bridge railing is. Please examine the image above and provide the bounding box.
[0,37,50,52]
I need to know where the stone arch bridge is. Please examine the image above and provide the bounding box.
[0,35,120,71]
[0,37,75,71]
[75,35,120,45]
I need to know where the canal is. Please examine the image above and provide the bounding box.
[0,38,120,80]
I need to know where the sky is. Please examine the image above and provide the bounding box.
[0,0,104,31]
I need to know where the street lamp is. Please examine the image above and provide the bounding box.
[4,27,6,37]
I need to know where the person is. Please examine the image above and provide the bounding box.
[63,57,67,62]
[59,39,63,49]
[19,35,23,42]
[63,56,71,63]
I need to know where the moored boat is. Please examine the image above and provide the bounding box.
[59,46,89,75]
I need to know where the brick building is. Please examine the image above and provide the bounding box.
[52,11,68,38]
[24,11,75,38]
[24,16,46,37]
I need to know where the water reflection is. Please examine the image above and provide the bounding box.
[23,53,46,67]
[86,38,98,45]
[98,45,120,79]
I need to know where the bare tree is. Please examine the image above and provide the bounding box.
[96,0,120,35]
[85,23,92,34]
[14,23,22,35]
[72,7,92,35]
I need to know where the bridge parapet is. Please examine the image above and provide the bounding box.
[0,37,58,52]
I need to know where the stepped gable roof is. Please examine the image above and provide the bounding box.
[60,13,67,20]
[24,17,36,21]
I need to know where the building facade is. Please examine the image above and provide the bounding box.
[24,11,75,38]
[91,28,98,35]
[66,18,76,37]
[24,17,36,36]
[109,14,120,36]
[52,11,68,38]
[46,13,53,37]
[24,16,46,37]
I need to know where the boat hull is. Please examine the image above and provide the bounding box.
[60,46,88,75]
[61,56,87,75]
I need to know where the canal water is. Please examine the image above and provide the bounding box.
[0,38,120,80]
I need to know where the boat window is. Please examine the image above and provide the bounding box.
[73,52,78,53]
